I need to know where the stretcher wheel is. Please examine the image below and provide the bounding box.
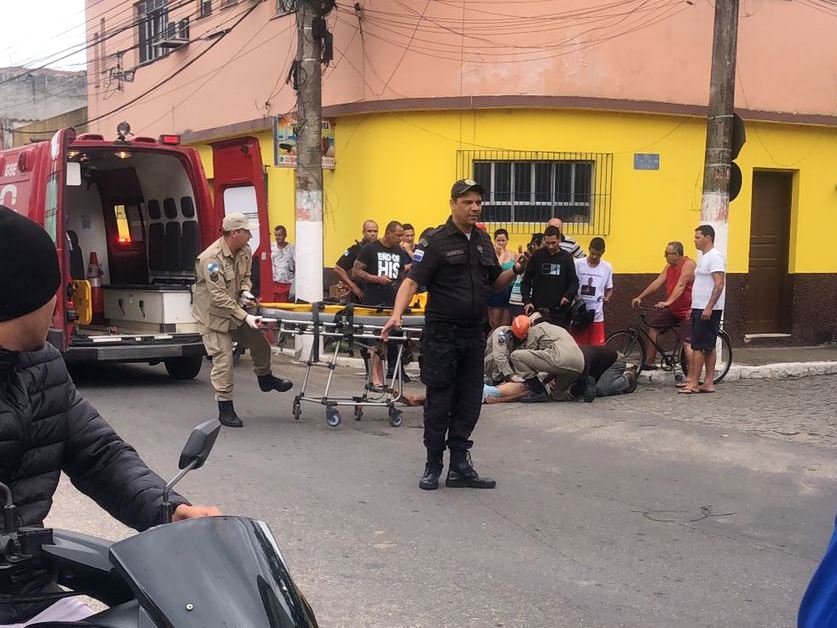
[326,407,342,428]
[292,398,302,420]
[388,407,403,428]
[354,405,363,420]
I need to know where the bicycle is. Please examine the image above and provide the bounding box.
[605,307,733,384]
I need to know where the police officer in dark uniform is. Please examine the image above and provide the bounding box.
[333,220,379,302]
[382,179,524,490]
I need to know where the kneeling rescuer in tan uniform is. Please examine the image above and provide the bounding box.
[193,213,293,428]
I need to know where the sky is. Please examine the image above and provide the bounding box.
[0,0,87,70]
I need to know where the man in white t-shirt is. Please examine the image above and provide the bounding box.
[680,224,726,394]
[571,237,613,346]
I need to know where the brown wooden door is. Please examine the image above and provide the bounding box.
[746,171,793,334]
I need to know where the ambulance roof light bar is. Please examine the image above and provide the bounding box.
[159,134,181,145]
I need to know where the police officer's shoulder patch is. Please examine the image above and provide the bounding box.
[498,332,506,345]
[413,248,425,263]
[207,261,221,282]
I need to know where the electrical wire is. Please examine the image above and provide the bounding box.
[4,0,262,136]
[0,0,198,88]
[2,2,260,111]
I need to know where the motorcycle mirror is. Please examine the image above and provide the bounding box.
[178,420,221,470]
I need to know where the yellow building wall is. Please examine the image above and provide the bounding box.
[192,109,837,275]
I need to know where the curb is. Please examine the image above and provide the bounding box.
[271,347,837,382]
[640,360,837,384]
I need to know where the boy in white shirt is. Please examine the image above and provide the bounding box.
[571,237,613,346]
[680,224,726,394]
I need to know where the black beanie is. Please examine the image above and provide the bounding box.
[0,205,62,322]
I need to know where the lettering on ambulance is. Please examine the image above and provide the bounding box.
[376,252,401,279]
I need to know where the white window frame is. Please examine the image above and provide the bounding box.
[475,159,595,224]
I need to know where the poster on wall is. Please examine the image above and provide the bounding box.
[273,115,335,169]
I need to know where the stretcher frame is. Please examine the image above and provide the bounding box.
[259,303,424,428]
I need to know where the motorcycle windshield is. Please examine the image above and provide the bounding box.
[109,516,316,628]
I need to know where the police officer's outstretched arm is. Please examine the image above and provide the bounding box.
[381,278,418,341]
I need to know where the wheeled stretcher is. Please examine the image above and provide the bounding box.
[258,302,425,428]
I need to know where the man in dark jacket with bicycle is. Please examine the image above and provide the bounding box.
[0,206,220,626]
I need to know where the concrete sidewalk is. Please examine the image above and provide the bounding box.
[644,343,837,383]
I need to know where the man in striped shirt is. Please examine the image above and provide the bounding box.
[548,217,586,259]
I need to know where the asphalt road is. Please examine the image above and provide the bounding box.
[48,357,837,628]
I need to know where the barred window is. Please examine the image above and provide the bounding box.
[137,0,169,64]
[458,151,613,236]
[198,0,212,18]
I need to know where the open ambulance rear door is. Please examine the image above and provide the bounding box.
[43,129,79,351]
[210,137,271,299]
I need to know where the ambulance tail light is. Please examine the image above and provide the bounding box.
[159,134,181,145]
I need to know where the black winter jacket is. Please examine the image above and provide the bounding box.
[0,343,188,624]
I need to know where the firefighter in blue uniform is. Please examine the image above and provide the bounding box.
[382,179,524,490]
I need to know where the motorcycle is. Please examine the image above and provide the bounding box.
[0,420,318,627]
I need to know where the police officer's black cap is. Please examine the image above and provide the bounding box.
[0,205,62,322]
[450,178,486,199]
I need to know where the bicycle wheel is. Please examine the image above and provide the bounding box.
[679,330,733,384]
[605,330,647,374]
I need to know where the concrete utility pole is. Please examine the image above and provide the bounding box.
[700,0,740,258]
[294,0,324,308]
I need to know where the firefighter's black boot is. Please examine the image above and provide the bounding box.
[218,400,243,428]
[446,451,496,489]
[419,450,444,491]
[258,373,293,393]
[521,377,550,403]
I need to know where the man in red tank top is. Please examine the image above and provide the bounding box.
[631,241,696,369]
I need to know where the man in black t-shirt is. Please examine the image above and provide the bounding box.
[352,221,406,386]
[333,219,378,302]
[521,225,579,327]
[352,221,406,307]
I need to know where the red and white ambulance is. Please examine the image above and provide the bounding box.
[0,125,272,379]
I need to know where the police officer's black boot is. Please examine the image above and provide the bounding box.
[218,400,243,428]
[521,377,550,403]
[419,450,444,491]
[258,373,293,393]
[446,451,496,489]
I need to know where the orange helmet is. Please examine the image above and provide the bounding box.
[511,315,530,340]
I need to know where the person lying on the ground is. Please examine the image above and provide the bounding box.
[569,346,638,400]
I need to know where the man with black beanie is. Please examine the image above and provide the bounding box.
[0,206,220,626]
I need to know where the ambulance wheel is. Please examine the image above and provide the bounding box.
[354,406,364,420]
[292,399,302,421]
[164,356,203,380]
[388,407,403,428]
[326,408,342,428]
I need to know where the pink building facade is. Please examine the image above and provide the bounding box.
[82,0,837,345]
